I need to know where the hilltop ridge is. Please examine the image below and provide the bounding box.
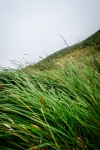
[41,29,100,61]
[25,29,100,71]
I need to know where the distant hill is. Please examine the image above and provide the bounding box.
[43,29,100,61]
[25,29,100,71]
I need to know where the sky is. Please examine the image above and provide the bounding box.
[0,0,100,68]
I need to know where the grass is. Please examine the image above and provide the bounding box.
[81,29,100,48]
[0,49,100,149]
[0,30,100,149]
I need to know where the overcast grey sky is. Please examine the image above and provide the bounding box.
[0,0,100,68]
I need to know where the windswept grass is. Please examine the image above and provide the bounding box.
[0,52,100,150]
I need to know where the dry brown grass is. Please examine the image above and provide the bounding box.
[54,46,100,67]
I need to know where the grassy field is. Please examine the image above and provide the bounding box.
[0,30,100,150]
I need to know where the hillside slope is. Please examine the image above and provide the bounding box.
[25,29,100,71]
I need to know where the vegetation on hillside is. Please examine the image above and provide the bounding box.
[26,29,100,71]
[81,29,100,48]
[0,30,100,150]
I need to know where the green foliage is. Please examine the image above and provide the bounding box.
[0,56,100,149]
[0,30,100,149]
[81,30,100,48]
[28,60,57,71]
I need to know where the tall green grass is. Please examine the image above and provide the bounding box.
[0,56,100,150]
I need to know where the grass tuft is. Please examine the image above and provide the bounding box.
[0,49,100,149]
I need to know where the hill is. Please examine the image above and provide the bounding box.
[24,29,100,71]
